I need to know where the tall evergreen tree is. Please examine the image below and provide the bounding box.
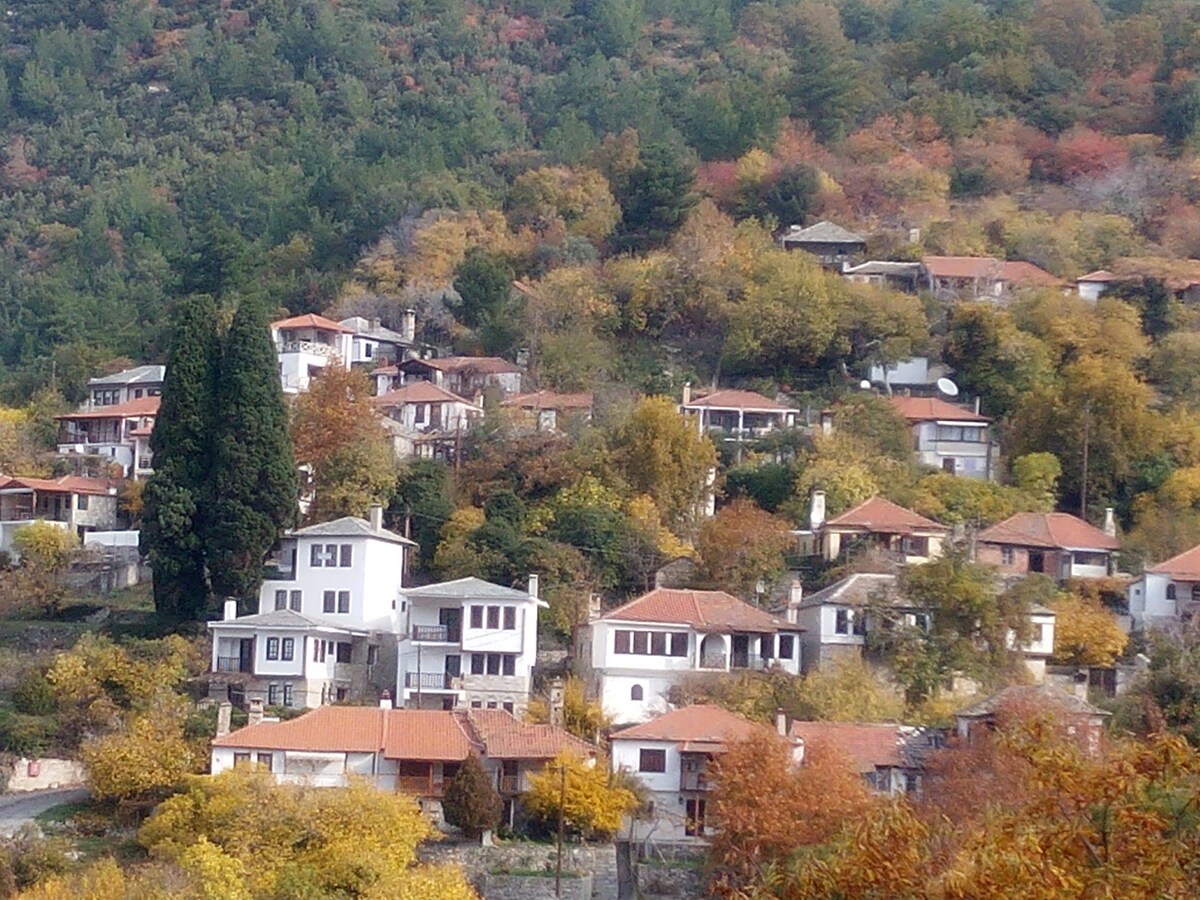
[140,295,220,620]
[207,298,298,602]
[611,142,697,253]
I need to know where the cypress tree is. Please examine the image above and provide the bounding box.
[443,754,503,839]
[206,298,298,602]
[140,295,220,620]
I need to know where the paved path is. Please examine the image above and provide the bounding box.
[0,787,89,836]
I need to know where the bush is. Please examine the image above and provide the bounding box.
[5,827,71,889]
[442,755,502,839]
[12,669,58,716]
[0,712,56,758]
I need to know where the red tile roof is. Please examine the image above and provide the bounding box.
[684,389,792,412]
[55,396,161,421]
[1077,269,1115,283]
[371,383,477,407]
[824,496,946,535]
[0,475,119,496]
[888,395,989,423]
[403,356,520,375]
[999,261,1065,288]
[271,313,354,333]
[789,722,904,773]
[977,512,1120,551]
[922,256,1002,279]
[382,710,475,761]
[213,706,387,753]
[501,390,593,411]
[466,710,594,759]
[1147,544,1200,580]
[611,705,773,747]
[601,589,796,632]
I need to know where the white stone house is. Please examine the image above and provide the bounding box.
[85,364,164,409]
[370,383,483,461]
[207,509,415,710]
[889,395,996,480]
[271,313,354,394]
[339,311,417,368]
[1128,544,1200,630]
[376,356,523,400]
[397,576,547,715]
[0,476,121,554]
[580,589,804,725]
[54,396,159,478]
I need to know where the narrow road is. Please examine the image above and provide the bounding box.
[0,787,90,836]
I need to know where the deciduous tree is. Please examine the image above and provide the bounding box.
[1050,593,1127,666]
[524,752,637,840]
[696,498,792,597]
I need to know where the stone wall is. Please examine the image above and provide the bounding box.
[420,841,618,899]
[635,861,706,898]
[478,873,593,900]
[5,757,87,792]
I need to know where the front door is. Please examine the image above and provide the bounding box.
[1029,551,1045,573]
[731,634,750,669]
[685,798,707,837]
[238,638,254,674]
[439,607,462,642]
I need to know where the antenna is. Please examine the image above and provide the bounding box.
[936,377,959,397]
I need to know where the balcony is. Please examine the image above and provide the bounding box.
[404,671,458,691]
[680,771,712,792]
[699,654,727,670]
[215,657,247,673]
[396,775,443,797]
[731,657,771,671]
[497,775,520,794]
[279,340,337,358]
[411,624,460,643]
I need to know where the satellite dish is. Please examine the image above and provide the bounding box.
[937,377,960,397]
[859,380,872,390]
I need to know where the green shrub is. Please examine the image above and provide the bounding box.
[0,712,56,758]
[11,669,58,716]
[5,827,71,889]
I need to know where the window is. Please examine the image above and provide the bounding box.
[275,590,287,611]
[470,606,483,628]
[283,684,294,707]
[487,606,500,629]
[502,654,515,676]
[336,642,352,663]
[1167,583,1177,600]
[367,646,379,666]
[852,611,867,636]
[639,749,666,773]
[323,591,336,613]
[471,654,484,675]
[936,425,984,443]
[911,613,931,632]
[487,700,498,709]
[486,654,501,676]
[340,544,352,567]
[364,343,373,359]
[1031,624,1045,646]
[281,638,294,661]
[651,632,667,656]
[311,544,323,567]
[503,607,516,630]
[267,684,280,705]
[670,633,688,657]
[1193,584,1200,603]
[835,609,850,634]
[614,630,631,654]
[266,638,280,660]
[471,700,482,709]
[233,752,251,768]
[313,639,321,662]
[256,752,273,771]
[632,632,649,654]
[77,494,89,511]
[318,641,327,663]
[503,702,514,714]
[1073,551,1109,568]
[778,635,794,660]
[685,799,707,837]
[900,536,929,557]
[289,591,302,612]
[337,591,350,614]
[414,404,426,425]
[1000,546,1015,565]
[631,685,644,701]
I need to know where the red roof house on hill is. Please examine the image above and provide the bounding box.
[817,496,947,563]
[887,395,995,481]
[977,512,1119,580]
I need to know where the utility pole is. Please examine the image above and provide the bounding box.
[1080,401,1091,520]
[555,763,566,898]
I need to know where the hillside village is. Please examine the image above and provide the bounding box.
[6,0,1200,897]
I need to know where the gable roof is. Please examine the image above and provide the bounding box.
[977,512,1120,551]
[888,395,989,424]
[466,710,595,759]
[401,356,521,376]
[998,261,1065,288]
[798,573,905,610]
[611,705,772,748]
[1077,270,1115,283]
[271,313,354,333]
[403,576,545,607]
[601,589,796,632]
[290,516,416,546]
[782,221,865,244]
[56,396,161,420]
[501,390,594,411]
[1147,544,1200,580]
[87,365,165,386]
[684,389,792,412]
[214,706,389,753]
[922,256,1002,279]
[371,382,479,408]
[824,496,946,535]
[338,317,409,344]
[0,475,119,496]
[382,710,476,761]
[955,684,1110,719]
[789,722,906,772]
[206,608,370,634]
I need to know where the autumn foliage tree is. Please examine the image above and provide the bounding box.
[696,498,792,597]
[1050,593,1127,666]
[524,752,638,840]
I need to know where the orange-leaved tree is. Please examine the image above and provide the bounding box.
[696,498,792,598]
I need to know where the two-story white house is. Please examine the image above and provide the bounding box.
[809,495,947,564]
[207,508,415,709]
[55,396,159,478]
[889,395,996,481]
[611,705,799,841]
[372,356,523,400]
[679,385,797,462]
[0,476,121,554]
[580,589,804,725]
[1128,544,1200,630]
[339,312,417,368]
[271,314,355,394]
[397,576,546,715]
[371,383,483,461]
[85,365,165,408]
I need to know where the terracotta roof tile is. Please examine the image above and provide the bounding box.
[402,356,520,375]
[370,383,478,407]
[0,475,120,496]
[271,313,354,333]
[56,396,161,420]
[888,395,989,423]
[1148,544,1200,581]
[684,389,792,412]
[1077,270,1115,283]
[824,496,946,535]
[789,722,905,772]
[922,256,1002,279]
[955,684,1110,719]
[601,589,797,632]
[977,512,1120,551]
[213,706,386,753]
[383,711,475,761]
[466,710,595,759]
[611,705,773,746]
[998,261,1065,288]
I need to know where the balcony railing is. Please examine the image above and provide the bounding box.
[497,775,520,794]
[404,671,457,690]
[699,654,727,670]
[411,624,460,643]
[279,340,337,357]
[215,657,247,673]
[396,775,442,796]
[681,771,712,791]
[731,657,771,671]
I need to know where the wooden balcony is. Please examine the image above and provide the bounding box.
[497,775,520,794]
[396,774,443,797]
[680,771,712,792]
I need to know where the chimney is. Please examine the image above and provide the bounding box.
[786,579,803,624]
[527,574,540,600]
[809,491,826,531]
[775,708,787,737]
[379,689,392,710]
[819,410,834,435]
[248,698,264,727]
[974,396,981,415]
[587,593,602,622]
[369,504,383,532]
[548,678,565,728]
[223,598,238,621]
[908,227,921,244]
[216,701,232,738]
[369,317,380,332]
[681,382,692,406]
[401,308,416,343]
[1103,507,1116,538]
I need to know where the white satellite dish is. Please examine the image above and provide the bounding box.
[859,380,872,390]
[937,377,959,397]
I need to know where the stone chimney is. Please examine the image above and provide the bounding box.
[223,598,238,621]
[216,701,232,738]
[786,579,804,624]
[587,593,602,622]
[379,690,392,710]
[369,504,384,532]
[248,698,264,727]
[775,708,787,737]
[1103,507,1116,538]
[401,308,416,343]
[809,491,826,531]
[369,317,381,332]
[548,678,565,728]
[527,573,539,600]
[681,382,692,406]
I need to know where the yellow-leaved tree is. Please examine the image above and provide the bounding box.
[526,675,609,743]
[0,521,78,616]
[1050,593,1127,667]
[523,752,638,840]
[80,698,203,803]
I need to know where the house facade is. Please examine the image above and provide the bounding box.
[813,495,947,564]
[580,589,804,725]
[500,390,594,432]
[1076,270,1114,302]
[1127,544,1200,630]
[790,721,938,796]
[207,509,415,710]
[976,512,1120,580]
[396,576,546,715]
[780,221,866,269]
[271,314,354,394]
[680,385,797,461]
[371,383,483,461]
[339,312,416,367]
[889,395,996,480]
[0,476,121,553]
[392,356,523,400]
[921,257,1063,300]
[611,705,800,841]
[843,261,923,292]
[954,684,1110,757]
[210,704,592,825]
[85,365,164,409]
[55,396,159,478]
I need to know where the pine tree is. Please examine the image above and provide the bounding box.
[206,298,298,602]
[442,754,502,839]
[140,295,220,620]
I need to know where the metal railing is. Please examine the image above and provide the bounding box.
[215,657,246,673]
[411,624,459,642]
[404,671,456,690]
[279,340,337,357]
[396,775,442,796]
[699,654,727,670]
